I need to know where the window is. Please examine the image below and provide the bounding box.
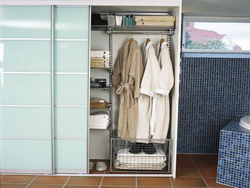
[183,17,250,52]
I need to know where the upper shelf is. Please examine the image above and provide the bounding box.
[91,25,175,35]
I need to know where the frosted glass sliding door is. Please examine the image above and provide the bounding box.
[54,6,89,174]
[0,6,52,173]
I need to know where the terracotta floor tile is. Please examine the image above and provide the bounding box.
[137,177,171,187]
[32,176,68,185]
[195,162,218,170]
[190,154,218,162]
[28,186,63,188]
[199,169,217,178]
[204,178,232,187]
[171,178,207,187]
[176,169,201,178]
[0,185,27,188]
[177,154,192,162]
[101,187,136,188]
[65,186,99,188]
[1,175,35,184]
[66,177,102,186]
[102,177,135,186]
[176,161,196,169]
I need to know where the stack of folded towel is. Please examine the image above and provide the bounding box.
[91,51,110,68]
[134,16,175,26]
[89,111,109,129]
[114,148,166,170]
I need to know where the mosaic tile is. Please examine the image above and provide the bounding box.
[217,118,250,188]
[178,54,250,153]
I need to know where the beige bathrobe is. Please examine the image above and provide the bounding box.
[136,41,160,142]
[113,40,143,139]
[152,42,174,143]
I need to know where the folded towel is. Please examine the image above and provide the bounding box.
[136,21,174,26]
[90,125,109,129]
[90,115,109,119]
[134,16,175,22]
[89,120,109,125]
[114,159,166,170]
[91,51,110,57]
[117,148,166,164]
[91,57,110,61]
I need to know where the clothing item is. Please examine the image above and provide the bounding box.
[152,42,174,143]
[129,143,156,154]
[112,40,143,139]
[136,21,174,26]
[137,41,161,141]
[134,16,176,22]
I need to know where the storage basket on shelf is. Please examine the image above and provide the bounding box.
[110,138,171,173]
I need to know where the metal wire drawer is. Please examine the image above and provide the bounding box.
[111,138,171,174]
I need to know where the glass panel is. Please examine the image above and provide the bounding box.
[55,107,87,138]
[0,107,51,138]
[185,22,250,50]
[0,41,50,72]
[54,7,89,39]
[55,74,88,105]
[55,41,88,73]
[0,6,51,38]
[55,139,87,173]
[1,139,52,173]
[0,74,51,105]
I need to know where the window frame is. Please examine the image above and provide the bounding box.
[182,16,250,53]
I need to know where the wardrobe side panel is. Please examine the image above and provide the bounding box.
[170,7,181,178]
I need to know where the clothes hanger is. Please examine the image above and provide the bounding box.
[160,38,165,46]
[145,33,150,45]
[128,33,134,45]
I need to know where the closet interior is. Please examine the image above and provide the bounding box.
[89,5,180,177]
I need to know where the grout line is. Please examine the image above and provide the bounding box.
[25,175,37,188]
[135,176,137,188]
[62,176,71,188]
[169,177,174,188]
[99,175,105,188]
[188,154,209,188]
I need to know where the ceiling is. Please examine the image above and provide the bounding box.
[182,0,250,17]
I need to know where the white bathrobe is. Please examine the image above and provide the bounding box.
[152,42,174,143]
[136,41,160,142]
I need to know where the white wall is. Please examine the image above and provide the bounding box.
[183,0,250,17]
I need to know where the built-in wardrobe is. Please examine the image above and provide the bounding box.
[0,0,181,178]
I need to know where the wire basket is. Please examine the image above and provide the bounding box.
[110,138,171,173]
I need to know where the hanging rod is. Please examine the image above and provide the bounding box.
[107,30,174,35]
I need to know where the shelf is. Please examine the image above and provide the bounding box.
[90,86,111,91]
[91,25,175,35]
[91,67,112,71]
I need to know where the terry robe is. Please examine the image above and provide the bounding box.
[152,42,174,143]
[136,41,160,141]
[112,40,143,139]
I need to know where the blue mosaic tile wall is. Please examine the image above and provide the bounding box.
[217,117,250,188]
[178,54,250,153]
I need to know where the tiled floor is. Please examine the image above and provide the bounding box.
[0,154,233,188]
